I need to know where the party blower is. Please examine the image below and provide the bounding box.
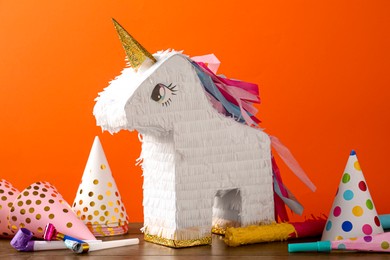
[289,231,390,253]
[65,238,139,253]
[44,223,85,243]
[10,228,101,252]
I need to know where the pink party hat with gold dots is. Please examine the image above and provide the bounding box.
[9,181,96,240]
[0,179,20,238]
[321,150,383,241]
[72,136,129,237]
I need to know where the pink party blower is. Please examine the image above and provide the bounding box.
[43,223,85,243]
[289,231,390,253]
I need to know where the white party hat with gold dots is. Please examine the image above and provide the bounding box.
[72,136,129,237]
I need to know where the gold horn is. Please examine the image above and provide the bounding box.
[112,18,156,70]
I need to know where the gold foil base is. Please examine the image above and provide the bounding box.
[211,226,226,235]
[144,233,212,248]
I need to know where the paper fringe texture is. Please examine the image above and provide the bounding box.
[95,51,275,244]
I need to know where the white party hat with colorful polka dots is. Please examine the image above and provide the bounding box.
[72,136,129,237]
[321,150,383,241]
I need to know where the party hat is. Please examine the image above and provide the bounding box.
[0,179,20,237]
[9,181,96,240]
[72,136,129,237]
[321,150,383,241]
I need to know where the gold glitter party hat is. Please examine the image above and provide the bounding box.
[112,18,156,70]
[72,136,129,237]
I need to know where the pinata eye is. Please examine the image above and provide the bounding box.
[151,83,177,106]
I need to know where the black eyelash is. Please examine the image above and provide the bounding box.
[162,98,172,107]
[166,83,177,94]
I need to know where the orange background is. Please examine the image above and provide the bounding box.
[1,0,390,223]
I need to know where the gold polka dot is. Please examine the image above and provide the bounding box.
[90,201,95,207]
[66,222,73,228]
[98,195,103,200]
[88,191,94,197]
[94,210,99,216]
[111,216,116,222]
[19,223,25,228]
[100,164,106,170]
[116,200,120,206]
[33,186,39,190]
[48,199,54,204]
[29,208,35,213]
[20,209,26,215]
[7,202,12,207]
[36,200,41,205]
[26,218,31,224]
[26,200,32,205]
[99,216,105,222]
[115,192,119,197]
[93,179,99,185]
[11,216,17,221]
[81,215,86,220]
[100,205,106,210]
[32,191,38,196]
[11,225,17,230]
[104,211,109,216]
[83,207,88,212]
[23,191,29,196]
[17,201,23,207]
[106,191,111,196]
[39,194,46,198]
[108,201,114,207]
[36,214,41,220]
[49,214,54,219]
[44,206,50,211]
[87,215,93,220]
[79,189,83,194]
[63,209,69,213]
[107,182,112,187]
[114,208,119,213]
[76,210,81,216]
[37,227,43,233]
[79,200,83,205]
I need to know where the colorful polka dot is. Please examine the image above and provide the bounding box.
[381,241,390,250]
[335,236,344,240]
[353,160,361,170]
[342,221,353,232]
[364,236,372,242]
[337,244,346,249]
[352,206,363,217]
[358,181,367,191]
[343,190,354,200]
[362,224,373,235]
[374,216,381,227]
[366,199,374,210]
[342,173,350,183]
[333,206,342,217]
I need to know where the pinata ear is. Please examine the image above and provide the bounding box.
[112,18,156,71]
[321,150,383,241]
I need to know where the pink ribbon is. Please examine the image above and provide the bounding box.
[270,135,316,192]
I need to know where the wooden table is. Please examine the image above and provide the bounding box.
[0,223,387,259]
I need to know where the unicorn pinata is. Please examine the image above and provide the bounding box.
[93,19,316,248]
